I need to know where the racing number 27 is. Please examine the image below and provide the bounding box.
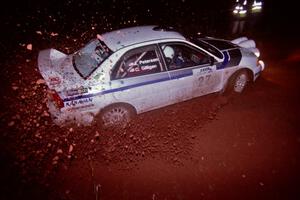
[198,74,211,87]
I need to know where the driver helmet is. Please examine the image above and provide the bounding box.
[162,45,175,59]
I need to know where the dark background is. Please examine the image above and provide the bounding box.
[0,0,298,58]
[0,1,300,200]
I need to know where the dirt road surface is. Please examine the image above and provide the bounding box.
[1,37,300,200]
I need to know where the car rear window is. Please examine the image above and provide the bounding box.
[73,39,112,79]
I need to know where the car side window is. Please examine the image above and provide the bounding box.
[111,45,164,80]
[160,43,210,70]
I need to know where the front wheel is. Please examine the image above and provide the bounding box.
[227,70,249,93]
[99,104,136,129]
[233,71,248,93]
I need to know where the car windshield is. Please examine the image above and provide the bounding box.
[190,38,223,59]
[73,39,112,78]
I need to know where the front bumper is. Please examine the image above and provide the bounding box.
[258,60,265,71]
[254,59,265,81]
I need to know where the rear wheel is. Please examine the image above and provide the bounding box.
[99,104,136,129]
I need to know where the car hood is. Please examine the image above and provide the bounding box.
[38,49,84,91]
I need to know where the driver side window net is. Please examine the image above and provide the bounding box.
[160,43,210,70]
[112,45,163,80]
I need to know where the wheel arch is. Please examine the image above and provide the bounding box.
[238,67,254,81]
[222,67,254,93]
[98,102,137,116]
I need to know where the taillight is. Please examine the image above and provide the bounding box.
[47,90,64,109]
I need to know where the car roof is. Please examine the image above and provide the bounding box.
[101,25,186,51]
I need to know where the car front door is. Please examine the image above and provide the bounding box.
[159,42,222,104]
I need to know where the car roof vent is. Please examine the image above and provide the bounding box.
[153,26,175,32]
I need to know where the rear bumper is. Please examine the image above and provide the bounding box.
[47,100,95,126]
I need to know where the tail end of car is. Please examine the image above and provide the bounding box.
[38,49,67,90]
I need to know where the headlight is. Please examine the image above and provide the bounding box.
[250,47,260,57]
[256,60,265,71]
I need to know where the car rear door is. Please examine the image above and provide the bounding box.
[109,44,171,113]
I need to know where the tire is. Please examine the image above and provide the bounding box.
[99,104,136,129]
[228,70,249,93]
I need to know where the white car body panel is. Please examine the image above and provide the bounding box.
[101,25,185,51]
[38,26,265,126]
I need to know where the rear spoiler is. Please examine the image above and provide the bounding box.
[38,49,67,90]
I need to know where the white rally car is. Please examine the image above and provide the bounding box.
[38,25,265,127]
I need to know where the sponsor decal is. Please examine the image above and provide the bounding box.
[49,76,61,85]
[138,58,159,65]
[127,58,160,74]
[128,64,158,73]
[45,71,63,86]
[141,64,157,71]
[129,67,141,73]
[66,104,94,111]
[65,97,93,107]
[199,67,213,74]
[66,86,88,96]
